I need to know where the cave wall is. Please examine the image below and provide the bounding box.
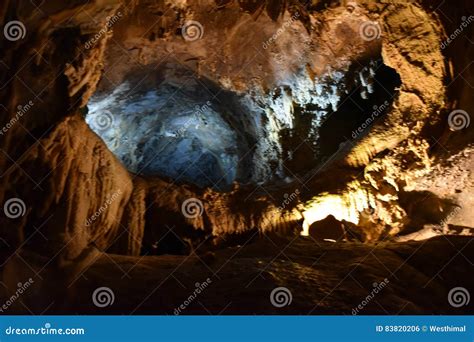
[0,1,132,262]
[0,0,472,266]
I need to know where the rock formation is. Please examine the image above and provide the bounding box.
[0,0,472,314]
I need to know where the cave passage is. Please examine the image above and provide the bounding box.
[85,64,251,191]
[2,0,472,317]
[85,58,400,191]
[317,61,402,159]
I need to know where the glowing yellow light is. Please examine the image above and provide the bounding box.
[300,195,358,236]
[299,186,374,236]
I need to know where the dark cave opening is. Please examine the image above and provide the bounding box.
[85,58,401,192]
[279,60,402,176]
[317,61,402,160]
[84,63,261,192]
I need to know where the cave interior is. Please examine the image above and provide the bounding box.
[0,0,473,315]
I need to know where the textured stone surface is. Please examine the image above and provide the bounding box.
[0,0,472,315]
[2,236,472,314]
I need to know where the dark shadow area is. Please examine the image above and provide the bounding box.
[318,60,402,159]
[398,190,460,234]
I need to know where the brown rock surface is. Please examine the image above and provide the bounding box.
[2,236,472,314]
[0,0,472,314]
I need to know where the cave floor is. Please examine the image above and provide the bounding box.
[15,235,473,315]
